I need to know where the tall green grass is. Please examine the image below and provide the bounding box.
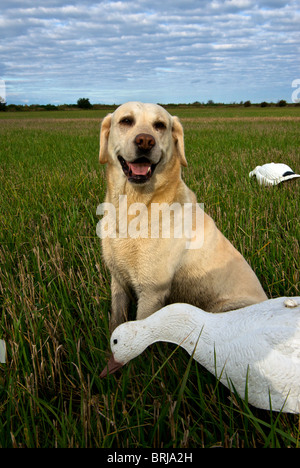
[0,108,299,448]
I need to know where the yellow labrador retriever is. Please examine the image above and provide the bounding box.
[98,102,267,331]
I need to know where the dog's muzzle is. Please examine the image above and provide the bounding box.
[118,156,158,184]
[118,133,159,184]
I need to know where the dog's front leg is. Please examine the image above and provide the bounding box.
[110,276,130,332]
[136,286,171,320]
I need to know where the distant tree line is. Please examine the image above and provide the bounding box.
[243,99,289,108]
[1,99,118,112]
[1,97,299,112]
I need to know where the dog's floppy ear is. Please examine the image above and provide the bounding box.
[99,114,112,164]
[172,116,188,167]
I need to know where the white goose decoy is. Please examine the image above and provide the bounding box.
[101,297,300,414]
[249,163,300,186]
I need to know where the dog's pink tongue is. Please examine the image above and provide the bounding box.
[129,162,151,176]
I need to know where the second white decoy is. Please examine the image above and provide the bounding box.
[101,297,300,414]
[249,163,300,186]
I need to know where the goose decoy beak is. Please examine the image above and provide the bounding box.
[100,354,124,378]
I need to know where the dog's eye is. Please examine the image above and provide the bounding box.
[120,117,134,126]
[154,121,166,131]
[113,339,118,345]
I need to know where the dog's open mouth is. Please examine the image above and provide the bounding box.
[118,156,158,184]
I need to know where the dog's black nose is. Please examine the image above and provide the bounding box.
[135,133,156,151]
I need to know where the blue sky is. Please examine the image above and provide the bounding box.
[1,0,299,105]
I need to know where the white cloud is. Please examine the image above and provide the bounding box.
[0,0,299,104]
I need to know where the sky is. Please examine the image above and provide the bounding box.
[0,0,300,105]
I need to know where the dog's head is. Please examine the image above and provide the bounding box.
[99,102,187,185]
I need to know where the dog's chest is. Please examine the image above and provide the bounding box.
[102,237,153,288]
[102,235,185,296]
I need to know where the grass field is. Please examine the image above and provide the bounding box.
[0,107,299,448]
